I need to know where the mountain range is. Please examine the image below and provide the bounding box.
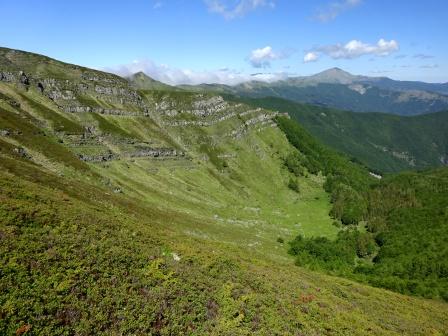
[129,71,448,173]
[1,47,447,334]
[228,95,448,173]
[178,68,448,115]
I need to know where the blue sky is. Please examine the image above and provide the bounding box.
[0,0,446,84]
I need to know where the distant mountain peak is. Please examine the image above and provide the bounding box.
[326,67,346,73]
[310,68,357,84]
[131,71,157,81]
[128,71,175,90]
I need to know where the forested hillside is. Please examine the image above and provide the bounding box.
[277,116,448,300]
[231,96,448,173]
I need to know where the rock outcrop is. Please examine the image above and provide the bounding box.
[0,48,280,166]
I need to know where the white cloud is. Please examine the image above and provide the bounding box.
[315,0,362,22]
[104,59,289,86]
[307,39,399,61]
[204,0,275,20]
[248,45,293,68]
[303,52,319,63]
[249,46,278,68]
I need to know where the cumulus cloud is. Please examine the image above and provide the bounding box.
[303,52,319,63]
[249,46,277,68]
[314,0,362,22]
[104,59,288,86]
[305,38,399,61]
[248,46,293,68]
[204,0,275,20]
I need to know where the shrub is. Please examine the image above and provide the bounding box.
[288,178,300,193]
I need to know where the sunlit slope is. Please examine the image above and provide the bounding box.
[1,47,447,334]
[1,133,448,335]
[0,46,338,256]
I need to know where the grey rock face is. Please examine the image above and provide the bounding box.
[0,71,16,82]
[63,105,143,116]
[191,95,228,117]
[48,89,75,101]
[153,94,229,118]
[78,152,117,162]
[129,148,184,158]
[19,71,30,86]
[13,147,31,159]
[0,68,147,116]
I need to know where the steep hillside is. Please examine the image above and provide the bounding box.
[1,47,448,334]
[278,116,448,300]
[180,68,448,115]
[0,47,336,254]
[226,96,448,173]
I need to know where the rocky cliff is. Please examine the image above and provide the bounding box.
[0,47,278,167]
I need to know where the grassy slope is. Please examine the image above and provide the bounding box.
[225,95,448,173]
[2,144,448,335]
[1,49,448,333]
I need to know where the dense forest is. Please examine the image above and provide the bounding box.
[277,116,448,301]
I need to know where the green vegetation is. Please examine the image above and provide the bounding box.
[1,47,448,334]
[89,113,136,139]
[276,116,373,225]
[2,146,448,335]
[199,143,228,170]
[278,116,448,301]
[12,92,84,134]
[361,169,448,299]
[227,95,448,173]
[0,105,89,173]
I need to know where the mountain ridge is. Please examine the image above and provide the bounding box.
[176,67,448,115]
[223,95,448,173]
[1,47,448,334]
